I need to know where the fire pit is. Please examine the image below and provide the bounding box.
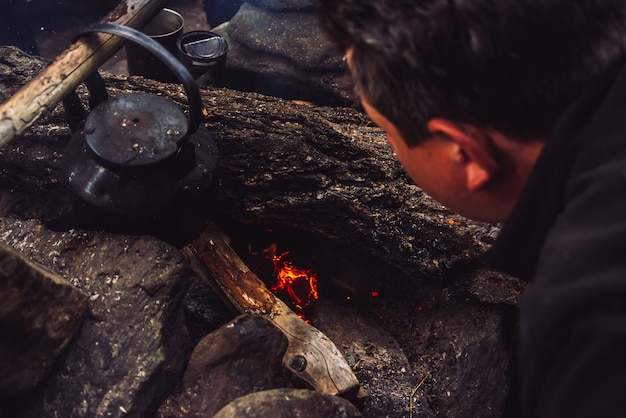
[0,45,523,418]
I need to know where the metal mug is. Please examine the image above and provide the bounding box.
[126,8,185,82]
[176,30,228,86]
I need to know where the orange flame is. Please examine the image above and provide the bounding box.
[264,243,319,323]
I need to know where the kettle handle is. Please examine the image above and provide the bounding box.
[69,22,202,137]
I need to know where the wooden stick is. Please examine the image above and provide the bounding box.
[0,0,171,148]
[182,223,277,315]
[181,223,362,398]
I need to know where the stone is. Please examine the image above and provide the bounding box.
[0,218,191,418]
[227,3,338,71]
[181,274,235,345]
[0,242,87,394]
[212,388,364,418]
[213,3,351,105]
[0,47,520,417]
[173,314,291,418]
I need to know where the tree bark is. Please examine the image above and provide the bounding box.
[0,46,499,280]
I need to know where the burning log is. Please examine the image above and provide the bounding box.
[0,45,501,285]
[181,222,362,398]
[264,243,320,322]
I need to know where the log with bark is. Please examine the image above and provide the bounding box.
[0,45,502,284]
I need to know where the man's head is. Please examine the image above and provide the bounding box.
[318,0,626,221]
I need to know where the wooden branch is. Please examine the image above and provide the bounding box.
[181,223,362,398]
[0,0,170,148]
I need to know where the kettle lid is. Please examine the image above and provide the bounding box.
[84,92,187,168]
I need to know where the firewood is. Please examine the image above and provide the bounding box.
[0,47,500,283]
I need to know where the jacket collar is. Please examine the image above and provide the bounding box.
[484,59,626,281]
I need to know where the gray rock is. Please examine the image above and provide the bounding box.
[0,218,191,418]
[212,388,363,417]
[313,299,436,418]
[175,314,291,418]
[377,287,516,418]
[0,242,87,395]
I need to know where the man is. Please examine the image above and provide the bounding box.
[317,0,626,417]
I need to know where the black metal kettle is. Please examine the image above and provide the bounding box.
[61,23,217,246]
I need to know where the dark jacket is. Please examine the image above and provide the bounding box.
[486,60,626,417]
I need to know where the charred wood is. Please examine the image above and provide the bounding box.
[0,46,499,281]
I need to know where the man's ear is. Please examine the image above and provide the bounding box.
[427,118,498,191]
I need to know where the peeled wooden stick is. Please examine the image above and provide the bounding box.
[0,0,170,148]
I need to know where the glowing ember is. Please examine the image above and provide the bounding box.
[264,243,319,323]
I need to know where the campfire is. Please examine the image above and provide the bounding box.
[0,1,524,415]
[268,248,319,323]
[249,235,319,323]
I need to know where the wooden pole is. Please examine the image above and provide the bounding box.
[0,0,171,148]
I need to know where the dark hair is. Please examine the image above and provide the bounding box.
[317,0,626,146]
